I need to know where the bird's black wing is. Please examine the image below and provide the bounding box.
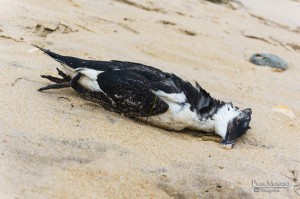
[170,74,224,118]
[93,70,169,117]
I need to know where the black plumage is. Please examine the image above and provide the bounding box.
[34,45,224,119]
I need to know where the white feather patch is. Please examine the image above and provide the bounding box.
[79,76,102,92]
[213,104,241,138]
[60,63,77,78]
[73,68,104,92]
[152,90,186,103]
[75,68,104,80]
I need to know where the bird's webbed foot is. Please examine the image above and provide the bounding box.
[38,71,81,92]
[40,68,71,83]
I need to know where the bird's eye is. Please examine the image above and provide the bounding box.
[237,118,241,123]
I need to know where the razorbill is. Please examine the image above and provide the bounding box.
[34,45,252,147]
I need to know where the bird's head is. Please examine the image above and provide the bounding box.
[214,104,252,147]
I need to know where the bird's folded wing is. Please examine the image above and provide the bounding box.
[88,70,169,117]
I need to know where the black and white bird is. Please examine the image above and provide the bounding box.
[34,45,252,147]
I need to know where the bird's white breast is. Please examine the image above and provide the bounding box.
[140,91,215,132]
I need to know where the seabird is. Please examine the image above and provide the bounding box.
[34,45,252,147]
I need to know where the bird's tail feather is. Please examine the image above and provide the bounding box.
[32,44,79,69]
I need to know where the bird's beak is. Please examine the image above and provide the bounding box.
[221,139,236,148]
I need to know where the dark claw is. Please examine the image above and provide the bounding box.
[38,82,71,92]
[56,68,70,81]
[40,75,66,83]
[37,73,81,92]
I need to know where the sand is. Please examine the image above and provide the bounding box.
[0,0,300,198]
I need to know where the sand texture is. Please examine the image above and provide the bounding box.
[0,0,300,198]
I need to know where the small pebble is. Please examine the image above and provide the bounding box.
[250,53,288,70]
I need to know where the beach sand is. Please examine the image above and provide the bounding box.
[0,0,300,198]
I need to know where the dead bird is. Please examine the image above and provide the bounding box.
[34,45,252,148]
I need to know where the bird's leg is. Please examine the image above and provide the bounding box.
[54,68,88,94]
[38,73,82,92]
[40,75,66,83]
[39,68,88,94]
[40,68,71,83]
